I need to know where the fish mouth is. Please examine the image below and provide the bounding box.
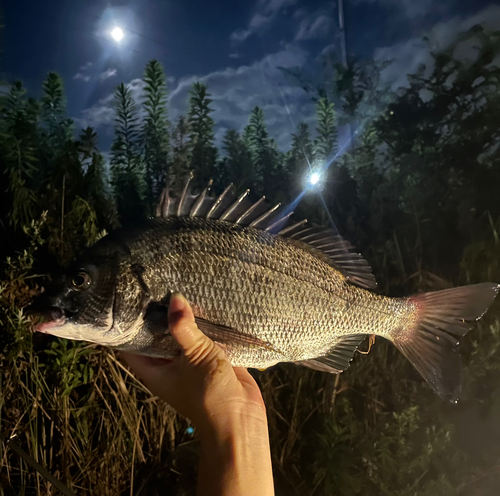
[35,307,67,333]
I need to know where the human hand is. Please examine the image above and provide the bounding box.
[121,293,274,496]
[120,293,266,436]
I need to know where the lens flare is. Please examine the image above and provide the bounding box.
[309,172,320,186]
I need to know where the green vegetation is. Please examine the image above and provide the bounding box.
[1,24,500,495]
[188,82,218,190]
[141,60,170,206]
[111,82,145,222]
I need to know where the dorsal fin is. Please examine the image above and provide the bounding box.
[283,226,377,290]
[156,178,377,290]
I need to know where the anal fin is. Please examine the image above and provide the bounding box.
[296,334,368,373]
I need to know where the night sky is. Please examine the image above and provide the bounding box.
[2,0,499,153]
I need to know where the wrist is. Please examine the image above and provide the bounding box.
[197,403,274,496]
[198,400,268,443]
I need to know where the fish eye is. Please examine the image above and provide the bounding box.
[72,271,92,290]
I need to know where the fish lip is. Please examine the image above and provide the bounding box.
[36,317,66,333]
[34,306,67,333]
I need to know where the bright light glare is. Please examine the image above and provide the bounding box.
[309,172,321,186]
[111,27,124,42]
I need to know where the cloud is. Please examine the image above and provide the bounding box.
[293,7,308,19]
[295,12,332,41]
[72,62,117,84]
[73,73,91,82]
[229,53,241,59]
[374,4,500,89]
[72,62,93,82]
[99,68,118,81]
[321,44,336,56]
[231,0,298,43]
[77,45,314,151]
[76,94,114,130]
[249,13,270,30]
[168,44,313,150]
[76,78,146,131]
[231,29,252,43]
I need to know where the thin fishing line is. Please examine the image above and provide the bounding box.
[276,84,314,172]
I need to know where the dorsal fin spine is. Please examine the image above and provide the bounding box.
[236,196,265,224]
[290,228,311,239]
[207,184,233,219]
[156,188,166,217]
[177,173,193,216]
[265,211,294,232]
[278,219,308,236]
[160,185,171,217]
[190,180,213,217]
[315,242,344,249]
[249,203,281,228]
[221,189,250,220]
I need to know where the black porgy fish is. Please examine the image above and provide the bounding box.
[33,179,500,402]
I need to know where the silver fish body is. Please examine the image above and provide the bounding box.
[33,182,499,401]
[115,217,412,369]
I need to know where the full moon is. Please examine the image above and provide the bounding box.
[111,27,124,42]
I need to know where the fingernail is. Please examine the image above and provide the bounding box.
[170,292,186,312]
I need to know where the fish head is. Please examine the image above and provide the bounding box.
[31,242,149,347]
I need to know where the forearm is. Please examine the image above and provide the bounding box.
[197,407,274,496]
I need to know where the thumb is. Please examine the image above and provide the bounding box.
[168,293,218,362]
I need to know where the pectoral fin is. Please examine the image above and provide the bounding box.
[194,317,281,353]
[143,300,280,353]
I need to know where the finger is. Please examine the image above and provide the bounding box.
[119,351,175,383]
[233,367,255,383]
[168,293,215,359]
[120,352,172,368]
[233,368,266,408]
[233,367,261,391]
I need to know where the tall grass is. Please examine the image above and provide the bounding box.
[1,332,184,494]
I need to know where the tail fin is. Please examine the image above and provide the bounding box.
[393,283,499,402]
